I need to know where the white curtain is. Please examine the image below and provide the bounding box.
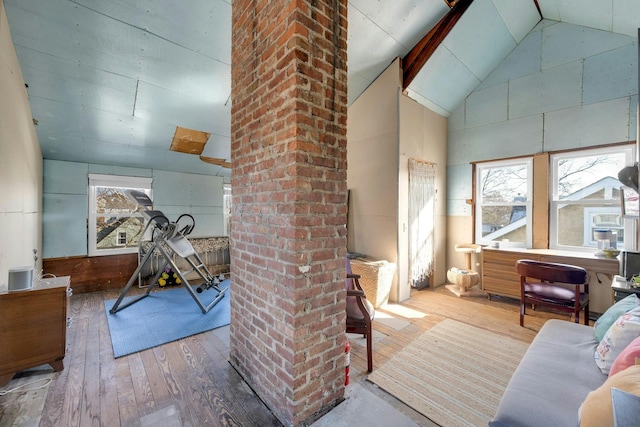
[408,159,436,288]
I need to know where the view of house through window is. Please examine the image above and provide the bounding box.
[475,158,533,247]
[88,174,152,256]
[550,145,636,251]
[474,145,637,251]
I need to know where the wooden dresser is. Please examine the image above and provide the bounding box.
[481,248,619,313]
[0,275,71,386]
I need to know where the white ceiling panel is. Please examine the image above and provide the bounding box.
[478,28,542,89]
[134,34,231,100]
[613,0,640,37]
[583,43,638,104]
[60,138,223,176]
[31,99,175,150]
[541,22,632,70]
[448,114,543,164]
[442,0,517,80]
[347,71,373,106]
[556,0,613,32]
[28,98,85,131]
[347,5,406,81]
[544,97,631,150]
[464,82,508,127]
[492,0,541,43]
[404,89,449,118]
[134,82,231,136]
[5,0,640,176]
[78,115,160,149]
[20,65,136,115]
[72,0,232,64]
[537,0,560,21]
[349,0,449,51]
[409,45,481,115]
[9,0,141,72]
[200,135,231,161]
[508,61,583,119]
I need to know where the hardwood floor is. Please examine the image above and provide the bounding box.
[0,285,574,426]
[346,286,575,425]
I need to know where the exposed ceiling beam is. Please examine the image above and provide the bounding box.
[532,0,543,19]
[402,0,474,90]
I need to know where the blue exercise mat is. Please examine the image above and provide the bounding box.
[104,279,230,358]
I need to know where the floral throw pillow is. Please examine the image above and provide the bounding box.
[594,293,640,342]
[595,307,640,375]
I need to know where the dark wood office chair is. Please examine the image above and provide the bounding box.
[346,259,374,372]
[516,259,590,327]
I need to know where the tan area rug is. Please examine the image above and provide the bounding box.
[367,319,529,427]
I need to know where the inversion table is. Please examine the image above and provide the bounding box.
[109,190,228,314]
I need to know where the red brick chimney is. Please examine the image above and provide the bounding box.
[230,1,348,425]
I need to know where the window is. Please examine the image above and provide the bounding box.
[116,231,128,246]
[223,184,231,236]
[88,174,152,256]
[475,158,533,247]
[550,145,636,251]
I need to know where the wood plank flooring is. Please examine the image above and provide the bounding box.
[0,286,574,426]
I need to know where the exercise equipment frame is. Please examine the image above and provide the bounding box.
[109,191,228,315]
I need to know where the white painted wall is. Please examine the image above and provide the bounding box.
[0,2,43,289]
[348,58,448,301]
[347,59,401,298]
[447,20,638,251]
[399,95,448,295]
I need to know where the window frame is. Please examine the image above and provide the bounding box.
[583,207,624,247]
[474,157,533,248]
[88,174,152,256]
[549,145,636,252]
[116,231,128,246]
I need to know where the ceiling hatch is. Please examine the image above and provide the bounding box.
[170,126,211,155]
[169,126,230,168]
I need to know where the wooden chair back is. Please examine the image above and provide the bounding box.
[516,259,590,327]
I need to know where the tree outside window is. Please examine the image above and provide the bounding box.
[550,145,636,251]
[475,159,532,247]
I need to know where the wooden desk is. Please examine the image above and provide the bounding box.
[0,276,70,386]
[481,248,619,314]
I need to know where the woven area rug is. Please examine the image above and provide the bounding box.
[104,280,230,358]
[367,319,529,427]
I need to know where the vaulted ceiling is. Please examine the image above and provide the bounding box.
[4,0,640,177]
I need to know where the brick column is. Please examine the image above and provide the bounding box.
[230,1,348,426]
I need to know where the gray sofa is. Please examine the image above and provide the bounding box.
[490,319,607,427]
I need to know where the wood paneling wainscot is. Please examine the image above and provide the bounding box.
[43,254,137,294]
